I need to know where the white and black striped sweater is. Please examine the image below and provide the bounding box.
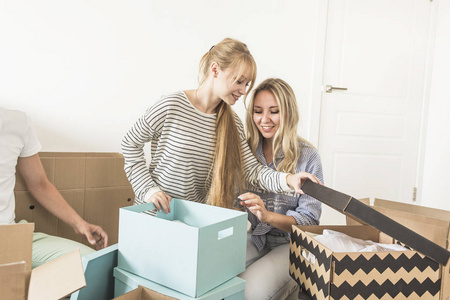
[121,91,290,205]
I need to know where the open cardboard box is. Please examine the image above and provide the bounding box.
[347,198,450,300]
[113,285,178,300]
[0,223,86,299]
[289,181,450,300]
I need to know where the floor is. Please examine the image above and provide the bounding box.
[298,291,313,300]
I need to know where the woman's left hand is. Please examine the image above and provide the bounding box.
[238,192,271,223]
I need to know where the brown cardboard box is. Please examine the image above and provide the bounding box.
[0,223,86,299]
[14,152,134,246]
[113,285,178,300]
[353,199,450,300]
[0,261,28,300]
[290,181,450,300]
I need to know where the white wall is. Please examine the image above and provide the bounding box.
[1,1,448,213]
[0,0,322,152]
[420,0,450,211]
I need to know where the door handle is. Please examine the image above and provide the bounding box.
[325,85,348,93]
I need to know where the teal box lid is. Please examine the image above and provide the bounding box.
[113,267,245,300]
[70,244,118,300]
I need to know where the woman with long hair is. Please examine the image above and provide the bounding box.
[239,78,323,299]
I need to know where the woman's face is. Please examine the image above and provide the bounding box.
[216,67,252,106]
[253,90,280,141]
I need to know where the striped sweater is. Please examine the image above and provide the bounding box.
[121,91,290,205]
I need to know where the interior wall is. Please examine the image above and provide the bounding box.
[420,0,450,211]
[0,0,322,152]
[1,0,448,215]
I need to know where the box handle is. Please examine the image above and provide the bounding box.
[301,248,316,265]
[140,202,158,216]
[218,227,234,240]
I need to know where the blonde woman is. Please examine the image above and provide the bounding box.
[121,38,319,213]
[239,78,323,299]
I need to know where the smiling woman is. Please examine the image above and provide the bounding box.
[239,78,323,300]
[121,38,321,212]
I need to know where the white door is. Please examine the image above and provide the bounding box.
[318,0,433,224]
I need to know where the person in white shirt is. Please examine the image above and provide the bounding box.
[0,107,108,268]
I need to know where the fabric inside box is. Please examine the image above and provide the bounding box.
[301,230,408,265]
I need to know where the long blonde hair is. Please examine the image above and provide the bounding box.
[199,38,257,208]
[246,78,311,174]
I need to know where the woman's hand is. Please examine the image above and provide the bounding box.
[287,172,322,194]
[147,191,172,214]
[238,192,271,223]
[239,192,299,232]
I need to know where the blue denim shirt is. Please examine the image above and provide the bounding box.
[246,140,323,251]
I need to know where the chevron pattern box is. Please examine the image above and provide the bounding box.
[290,225,442,300]
[289,181,450,300]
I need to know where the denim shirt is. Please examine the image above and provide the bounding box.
[247,140,323,251]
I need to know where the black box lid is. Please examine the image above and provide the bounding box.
[302,180,450,266]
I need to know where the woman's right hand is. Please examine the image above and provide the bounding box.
[287,172,322,194]
[146,191,172,214]
[238,192,271,223]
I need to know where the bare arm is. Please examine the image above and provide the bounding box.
[17,154,108,249]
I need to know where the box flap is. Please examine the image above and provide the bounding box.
[302,180,450,266]
[70,244,118,300]
[0,223,34,270]
[28,249,86,300]
[0,261,29,300]
[113,286,143,300]
[374,198,450,222]
[114,285,179,300]
[373,205,449,248]
[138,286,180,300]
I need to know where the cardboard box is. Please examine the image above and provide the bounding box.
[14,152,135,246]
[114,268,245,300]
[0,261,28,300]
[0,223,86,299]
[289,181,450,300]
[114,285,178,300]
[118,200,247,298]
[354,199,450,300]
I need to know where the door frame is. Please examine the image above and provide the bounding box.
[306,0,328,149]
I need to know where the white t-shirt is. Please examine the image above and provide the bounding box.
[0,108,41,224]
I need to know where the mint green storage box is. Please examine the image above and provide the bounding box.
[114,267,245,300]
[118,199,247,298]
[70,244,118,300]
